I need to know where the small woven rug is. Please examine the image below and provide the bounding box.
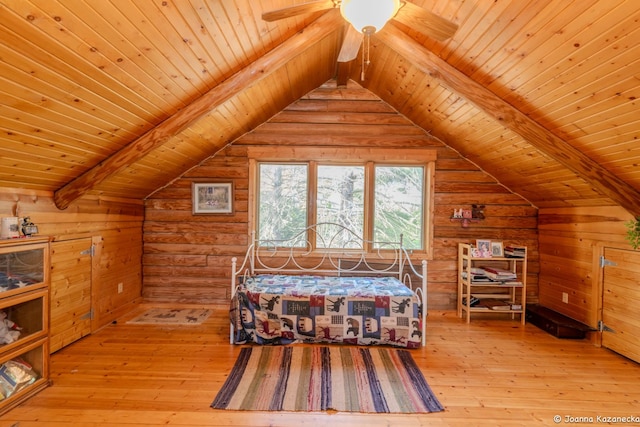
[211,346,444,413]
[126,308,212,325]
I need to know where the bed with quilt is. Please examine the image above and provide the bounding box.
[229,223,428,348]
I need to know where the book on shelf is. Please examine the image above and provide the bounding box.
[464,279,522,286]
[462,296,481,307]
[501,281,523,286]
[479,266,517,281]
[480,299,512,310]
[504,245,526,258]
[470,280,494,285]
[462,272,491,282]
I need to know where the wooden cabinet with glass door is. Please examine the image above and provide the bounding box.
[0,236,50,415]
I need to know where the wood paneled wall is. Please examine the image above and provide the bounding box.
[432,148,539,308]
[0,188,143,329]
[538,206,634,327]
[144,83,538,310]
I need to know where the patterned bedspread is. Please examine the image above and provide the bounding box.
[230,274,422,348]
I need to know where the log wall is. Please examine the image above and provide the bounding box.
[144,83,538,310]
[0,188,143,329]
[538,206,635,327]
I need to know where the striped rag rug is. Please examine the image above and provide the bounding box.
[211,346,444,413]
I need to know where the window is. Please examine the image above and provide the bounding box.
[317,165,365,248]
[258,163,308,244]
[249,147,435,257]
[374,165,424,249]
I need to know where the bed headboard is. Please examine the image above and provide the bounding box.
[229,222,429,346]
[232,222,424,284]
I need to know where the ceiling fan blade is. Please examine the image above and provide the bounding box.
[393,1,458,41]
[262,0,336,22]
[337,24,362,63]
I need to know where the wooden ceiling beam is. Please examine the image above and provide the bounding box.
[376,25,640,217]
[53,12,342,210]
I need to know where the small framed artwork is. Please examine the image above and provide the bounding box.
[192,182,233,214]
[475,239,492,258]
[490,241,504,257]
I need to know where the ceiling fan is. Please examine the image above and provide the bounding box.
[262,0,458,64]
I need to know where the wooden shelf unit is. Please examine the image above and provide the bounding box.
[0,236,50,415]
[457,243,527,324]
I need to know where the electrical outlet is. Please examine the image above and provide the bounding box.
[562,292,568,304]
[117,282,124,294]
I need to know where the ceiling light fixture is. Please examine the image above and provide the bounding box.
[340,0,401,81]
[340,0,401,35]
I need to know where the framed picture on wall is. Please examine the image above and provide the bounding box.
[490,241,504,257]
[192,182,233,214]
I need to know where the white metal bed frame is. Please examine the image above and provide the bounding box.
[230,222,428,346]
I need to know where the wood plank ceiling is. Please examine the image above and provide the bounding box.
[1,0,639,215]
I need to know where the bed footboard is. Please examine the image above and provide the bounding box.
[410,259,428,347]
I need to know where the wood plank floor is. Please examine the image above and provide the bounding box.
[2,305,639,426]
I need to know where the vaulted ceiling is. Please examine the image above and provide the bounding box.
[1,1,639,215]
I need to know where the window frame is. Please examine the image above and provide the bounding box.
[248,146,436,259]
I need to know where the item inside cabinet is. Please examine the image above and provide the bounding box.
[0,249,44,293]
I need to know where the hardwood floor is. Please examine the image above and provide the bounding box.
[2,305,639,426]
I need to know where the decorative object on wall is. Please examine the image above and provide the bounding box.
[471,204,485,220]
[625,216,640,250]
[20,217,38,236]
[0,217,19,239]
[192,182,233,214]
[450,204,485,227]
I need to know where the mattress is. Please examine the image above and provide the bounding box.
[230,274,422,348]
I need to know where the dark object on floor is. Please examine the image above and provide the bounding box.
[526,305,595,339]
